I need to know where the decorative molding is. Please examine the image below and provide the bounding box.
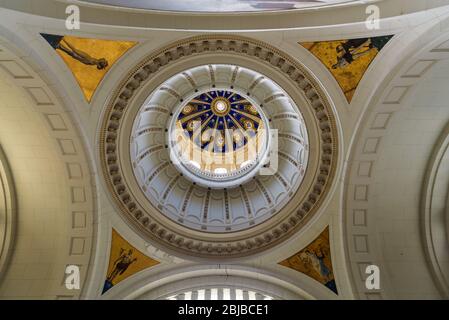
[370,113,391,130]
[362,137,380,154]
[24,87,54,106]
[0,60,32,79]
[402,60,437,78]
[382,86,410,104]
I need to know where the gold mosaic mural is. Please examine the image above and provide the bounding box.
[41,33,136,102]
[300,35,393,103]
[279,227,338,294]
[102,229,160,294]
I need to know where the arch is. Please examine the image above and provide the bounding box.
[0,35,97,299]
[421,121,449,298]
[101,264,332,300]
[342,18,449,299]
[0,145,16,286]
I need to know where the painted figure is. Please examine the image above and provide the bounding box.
[280,227,338,294]
[314,245,332,281]
[300,247,331,282]
[332,36,391,69]
[106,248,137,283]
[42,34,108,69]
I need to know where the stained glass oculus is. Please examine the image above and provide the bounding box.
[177,90,263,153]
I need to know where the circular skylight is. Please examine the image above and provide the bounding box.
[82,0,358,12]
[169,88,270,189]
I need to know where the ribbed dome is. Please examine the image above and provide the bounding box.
[130,64,309,233]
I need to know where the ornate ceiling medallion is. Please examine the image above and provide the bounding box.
[99,35,339,259]
[209,96,231,116]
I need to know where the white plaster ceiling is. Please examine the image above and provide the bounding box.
[81,0,359,12]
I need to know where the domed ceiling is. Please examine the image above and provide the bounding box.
[100,36,339,259]
[82,0,357,12]
[130,64,308,233]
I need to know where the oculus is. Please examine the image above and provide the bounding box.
[170,88,270,189]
